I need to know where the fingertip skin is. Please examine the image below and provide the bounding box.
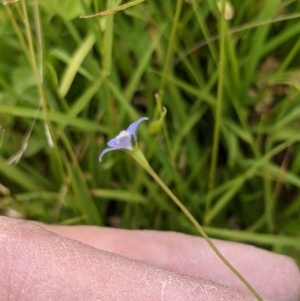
[0,217,257,301]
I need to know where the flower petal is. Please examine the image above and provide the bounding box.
[99,117,149,162]
[99,147,118,162]
[127,117,149,141]
[107,130,132,150]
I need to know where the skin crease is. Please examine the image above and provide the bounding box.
[0,216,298,301]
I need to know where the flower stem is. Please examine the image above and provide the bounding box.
[130,148,264,301]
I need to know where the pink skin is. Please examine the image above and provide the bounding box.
[0,216,299,301]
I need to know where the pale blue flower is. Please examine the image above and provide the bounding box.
[99,117,149,161]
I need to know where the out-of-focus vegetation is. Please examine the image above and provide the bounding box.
[0,0,300,263]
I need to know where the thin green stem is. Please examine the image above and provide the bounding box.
[130,148,264,301]
[157,0,184,157]
[20,0,54,147]
[80,0,146,18]
[4,1,54,155]
[205,0,227,223]
[158,0,183,97]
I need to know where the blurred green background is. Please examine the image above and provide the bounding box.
[0,0,300,263]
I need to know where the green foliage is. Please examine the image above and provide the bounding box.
[0,0,300,264]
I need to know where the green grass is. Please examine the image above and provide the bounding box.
[1,0,300,272]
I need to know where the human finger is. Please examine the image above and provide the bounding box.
[0,216,257,301]
[46,225,300,301]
